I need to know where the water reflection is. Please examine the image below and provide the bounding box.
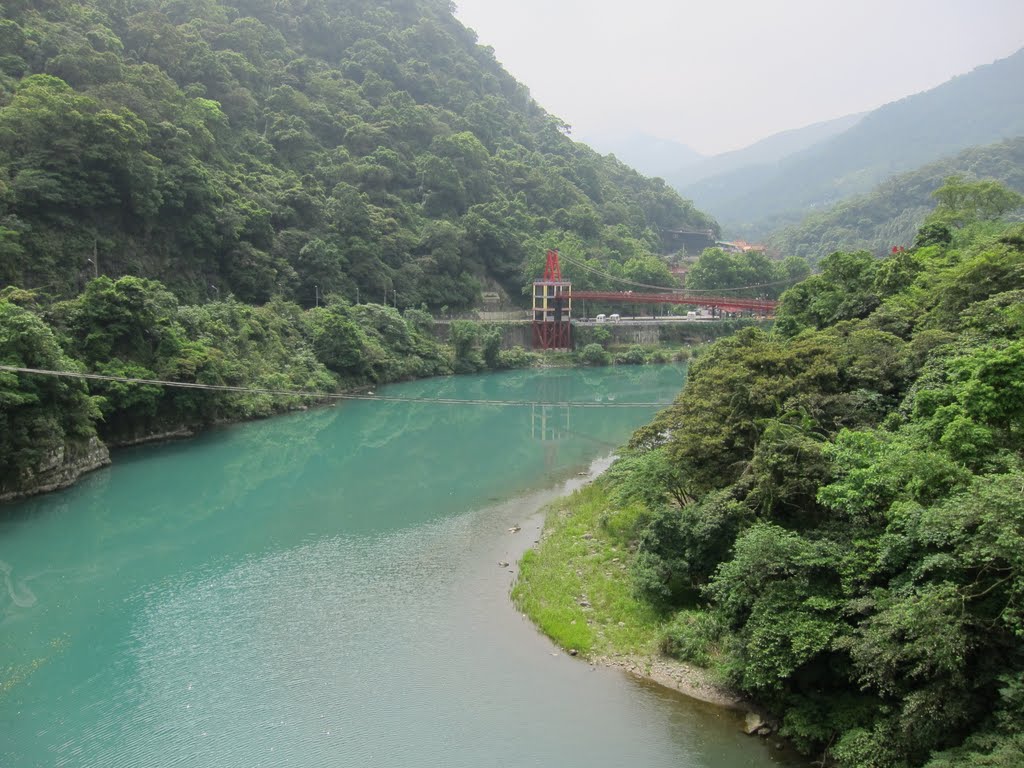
[0,367,808,768]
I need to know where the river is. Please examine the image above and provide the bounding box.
[1,365,798,767]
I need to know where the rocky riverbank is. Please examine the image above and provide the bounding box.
[0,436,110,503]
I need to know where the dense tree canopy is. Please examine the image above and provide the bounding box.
[0,273,476,498]
[769,139,1024,262]
[685,247,809,299]
[612,211,1024,766]
[0,0,715,308]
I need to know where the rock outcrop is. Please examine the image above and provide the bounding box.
[0,437,110,503]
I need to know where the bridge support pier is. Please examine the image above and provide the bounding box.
[532,320,571,350]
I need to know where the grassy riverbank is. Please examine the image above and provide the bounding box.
[512,478,744,709]
[513,481,664,657]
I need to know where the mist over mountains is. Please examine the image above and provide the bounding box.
[682,47,1024,237]
[606,47,1024,241]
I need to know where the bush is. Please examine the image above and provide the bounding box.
[661,610,723,666]
[579,343,610,366]
[482,328,502,369]
[615,345,647,365]
[449,320,483,373]
[497,345,536,369]
[576,325,611,348]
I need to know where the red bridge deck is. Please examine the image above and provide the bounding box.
[570,291,778,314]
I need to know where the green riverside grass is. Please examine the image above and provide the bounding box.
[513,481,667,657]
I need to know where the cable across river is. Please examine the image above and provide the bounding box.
[0,365,678,409]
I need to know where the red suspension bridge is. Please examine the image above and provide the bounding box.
[568,290,778,314]
[531,249,779,349]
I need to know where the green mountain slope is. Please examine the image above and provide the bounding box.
[680,48,1024,233]
[770,136,1024,260]
[0,0,715,308]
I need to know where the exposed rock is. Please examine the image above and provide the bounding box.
[757,726,772,737]
[744,712,767,735]
[498,560,510,568]
[0,436,110,503]
[568,649,578,656]
[591,653,744,709]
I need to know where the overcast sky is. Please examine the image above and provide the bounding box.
[453,0,1024,156]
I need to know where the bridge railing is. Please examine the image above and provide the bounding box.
[570,290,778,313]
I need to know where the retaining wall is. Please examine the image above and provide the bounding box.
[433,319,767,350]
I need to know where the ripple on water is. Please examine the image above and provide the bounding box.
[2,368,799,768]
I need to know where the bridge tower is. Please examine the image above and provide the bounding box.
[532,249,572,349]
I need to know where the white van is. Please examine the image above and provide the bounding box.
[609,313,621,322]
[595,313,606,322]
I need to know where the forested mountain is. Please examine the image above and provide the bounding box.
[770,137,1024,261]
[523,180,1024,767]
[679,48,1024,236]
[0,0,715,309]
[665,111,864,189]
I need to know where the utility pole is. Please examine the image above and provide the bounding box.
[355,286,360,305]
[314,284,320,308]
[86,239,98,280]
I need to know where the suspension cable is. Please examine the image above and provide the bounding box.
[558,253,802,294]
[0,365,674,409]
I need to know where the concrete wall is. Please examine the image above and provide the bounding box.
[434,319,765,350]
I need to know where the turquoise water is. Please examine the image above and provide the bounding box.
[1,366,797,767]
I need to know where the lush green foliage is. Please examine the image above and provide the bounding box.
[686,247,809,298]
[601,211,1024,765]
[0,275,458,494]
[770,139,1024,261]
[0,0,714,308]
[0,291,99,495]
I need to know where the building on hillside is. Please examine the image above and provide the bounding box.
[661,228,716,255]
[715,240,767,254]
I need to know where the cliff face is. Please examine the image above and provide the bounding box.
[0,437,110,503]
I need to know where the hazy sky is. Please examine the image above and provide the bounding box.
[453,0,1024,156]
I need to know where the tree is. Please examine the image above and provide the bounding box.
[449,319,482,373]
[0,300,100,494]
[930,176,1024,229]
[775,251,881,334]
[308,306,369,377]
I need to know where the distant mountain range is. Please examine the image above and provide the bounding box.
[589,112,863,186]
[666,47,1024,238]
[666,112,866,189]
